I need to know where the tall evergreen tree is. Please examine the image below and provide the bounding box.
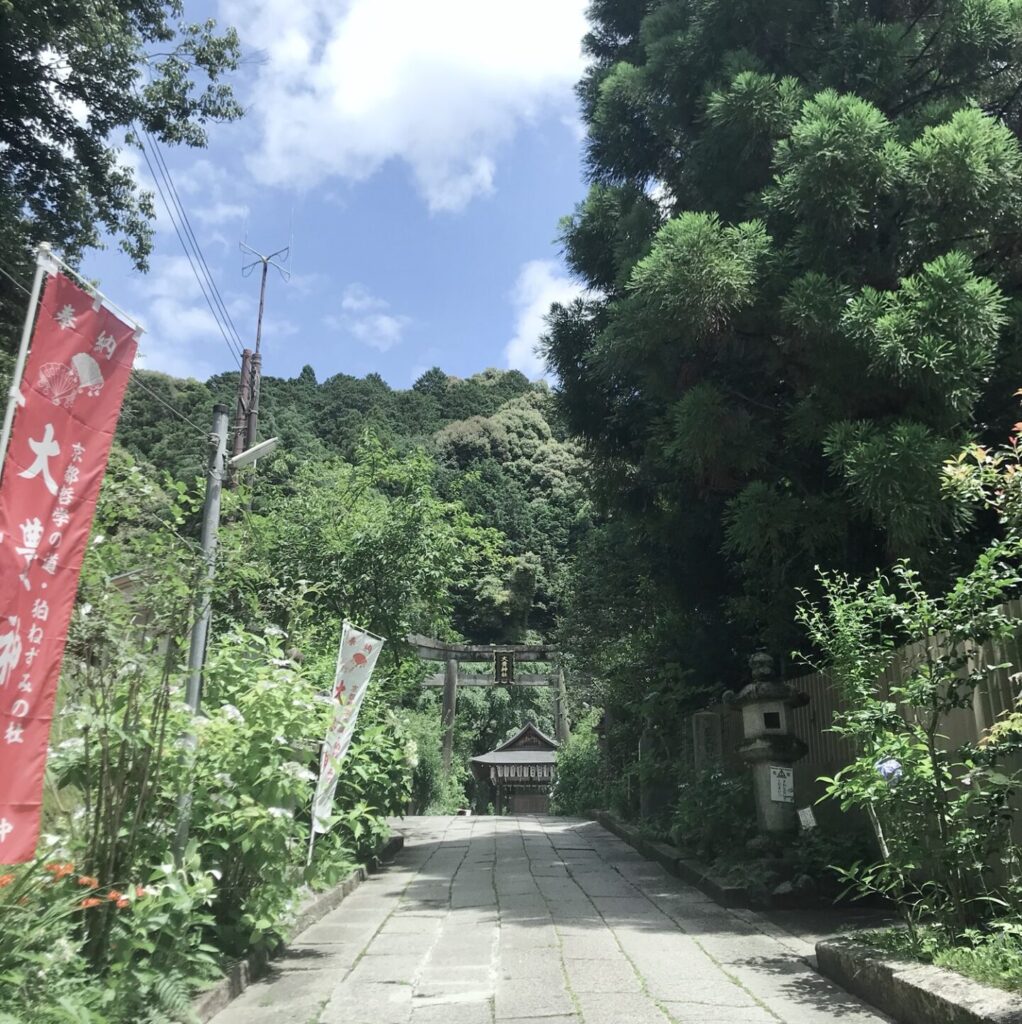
[547,0,1022,679]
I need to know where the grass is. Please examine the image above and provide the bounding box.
[857,923,1022,993]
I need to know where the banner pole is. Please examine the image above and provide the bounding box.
[306,806,318,867]
[0,243,51,481]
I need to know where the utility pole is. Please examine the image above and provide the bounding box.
[231,348,253,467]
[240,243,289,450]
[175,403,229,859]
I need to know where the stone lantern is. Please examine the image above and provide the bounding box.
[725,653,809,833]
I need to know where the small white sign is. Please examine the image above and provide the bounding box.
[798,806,817,830]
[769,765,794,803]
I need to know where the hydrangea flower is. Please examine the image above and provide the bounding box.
[221,704,244,723]
[875,757,903,787]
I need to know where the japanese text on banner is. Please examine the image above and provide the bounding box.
[0,272,138,864]
[311,621,384,834]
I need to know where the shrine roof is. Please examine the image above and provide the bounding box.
[470,749,557,766]
[494,720,559,753]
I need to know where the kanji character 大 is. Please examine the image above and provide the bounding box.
[18,424,60,495]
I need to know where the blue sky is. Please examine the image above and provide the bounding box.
[81,0,591,387]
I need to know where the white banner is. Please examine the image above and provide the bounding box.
[311,621,384,834]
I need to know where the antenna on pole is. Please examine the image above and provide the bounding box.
[238,242,290,452]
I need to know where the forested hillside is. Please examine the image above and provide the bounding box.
[114,364,589,648]
[101,363,591,821]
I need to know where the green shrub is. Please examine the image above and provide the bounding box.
[859,923,1022,993]
[551,710,606,815]
[799,547,1022,942]
[403,707,468,813]
[669,763,756,863]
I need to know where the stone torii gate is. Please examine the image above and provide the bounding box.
[407,635,570,775]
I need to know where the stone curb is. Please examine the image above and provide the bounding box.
[816,936,1022,1024]
[191,833,405,1023]
[592,810,751,908]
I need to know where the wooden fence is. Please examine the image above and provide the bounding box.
[686,598,1022,823]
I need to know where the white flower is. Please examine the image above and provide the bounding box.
[280,761,315,783]
[267,806,291,819]
[214,772,235,789]
[221,704,244,723]
[273,734,288,745]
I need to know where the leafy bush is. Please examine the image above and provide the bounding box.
[191,629,412,956]
[403,707,467,813]
[668,763,755,864]
[550,709,606,815]
[0,854,217,1024]
[798,548,1022,941]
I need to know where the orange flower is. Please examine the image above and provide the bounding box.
[106,890,124,902]
[44,862,74,879]
[116,898,129,909]
[135,886,145,899]
[77,876,99,888]
[0,874,15,888]
[80,898,102,909]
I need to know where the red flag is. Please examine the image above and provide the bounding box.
[0,271,138,863]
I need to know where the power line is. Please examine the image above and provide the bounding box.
[0,261,31,298]
[135,132,244,367]
[125,372,208,436]
[138,125,248,361]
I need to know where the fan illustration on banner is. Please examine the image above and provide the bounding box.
[37,352,105,409]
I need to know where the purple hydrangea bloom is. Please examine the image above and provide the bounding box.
[875,757,903,787]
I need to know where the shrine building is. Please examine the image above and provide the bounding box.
[470,721,559,815]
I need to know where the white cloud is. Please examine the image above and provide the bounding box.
[504,260,584,379]
[130,255,224,379]
[220,0,589,211]
[195,201,250,226]
[326,283,410,352]
[340,282,387,313]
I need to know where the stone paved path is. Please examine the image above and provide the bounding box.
[208,816,891,1024]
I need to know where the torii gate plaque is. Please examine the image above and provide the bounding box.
[407,635,569,776]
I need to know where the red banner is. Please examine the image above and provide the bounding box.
[0,271,137,863]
